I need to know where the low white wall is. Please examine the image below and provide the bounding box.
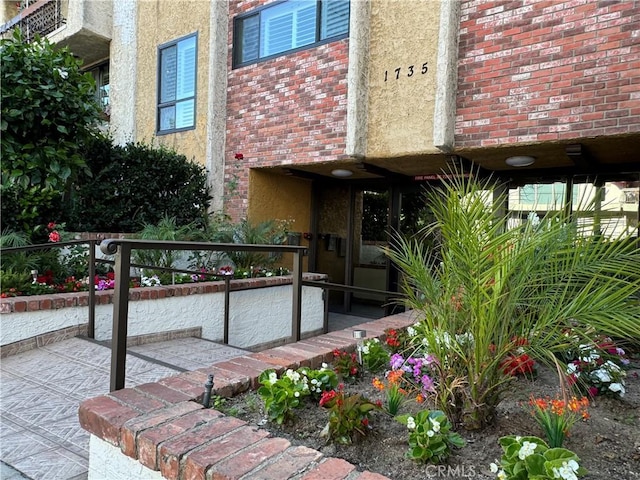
[1,283,324,350]
[88,435,163,480]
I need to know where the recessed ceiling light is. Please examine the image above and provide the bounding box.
[331,169,353,177]
[505,155,535,167]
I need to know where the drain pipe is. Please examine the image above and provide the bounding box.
[202,373,214,407]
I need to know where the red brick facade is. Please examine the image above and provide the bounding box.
[455,0,640,147]
[225,1,350,220]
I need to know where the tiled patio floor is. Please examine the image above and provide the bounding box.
[0,312,371,479]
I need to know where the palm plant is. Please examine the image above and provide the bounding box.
[133,215,204,279]
[216,218,291,271]
[385,174,640,430]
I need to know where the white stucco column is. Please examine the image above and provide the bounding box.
[110,0,137,145]
[433,0,461,152]
[205,0,229,212]
[345,0,371,159]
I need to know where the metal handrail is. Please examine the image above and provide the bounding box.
[99,238,308,391]
[302,279,404,333]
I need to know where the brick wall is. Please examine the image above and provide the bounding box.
[225,1,350,220]
[455,0,640,147]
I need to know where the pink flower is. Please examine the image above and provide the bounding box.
[48,231,61,242]
[47,222,57,230]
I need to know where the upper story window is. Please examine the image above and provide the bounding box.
[233,0,350,68]
[89,63,110,118]
[157,33,197,134]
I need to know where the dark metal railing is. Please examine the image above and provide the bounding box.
[0,0,65,41]
[1,239,99,338]
[302,280,404,333]
[100,239,308,391]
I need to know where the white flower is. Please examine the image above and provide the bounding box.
[552,459,580,480]
[321,362,328,370]
[515,436,522,442]
[566,363,578,375]
[527,211,540,227]
[294,391,300,397]
[54,67,69,79]
[608,382,626,396]
[360,344,370,355]
[604,360,621,373]
[592,368,611,383]
[430,418,441,432]
[427,429,435,437]
[407,326,416,337]
[518,441,536,460]
[268,372,278,385]
[406,416,416,430]
[310,378,318,385]
[489,463,499,473]
[497,471,507,480]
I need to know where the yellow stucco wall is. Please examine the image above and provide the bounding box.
[135,1,210,166]
[366,0,442,158]
[247,170,313,271]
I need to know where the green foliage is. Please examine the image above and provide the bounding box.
[257,367,338,425]
[396,410,465,464]
[359,338,390,373]
[319,385,380,445]
[385,172,640,429]
[132,215,204,281]
[66,138,211,233]
[215,218,291,270]
[1,29,102,235]
[257,369,310,425]
[492,435,587,480]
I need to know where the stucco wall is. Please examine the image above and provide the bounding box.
[247,169,313,271]
[1,283,324,350]
[134,1,211,166]
[366,0,443,158]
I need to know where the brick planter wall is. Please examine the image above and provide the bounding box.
[79,312,417,480]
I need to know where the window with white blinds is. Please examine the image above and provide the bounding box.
[234,0,350,68]
[157,33,197,134]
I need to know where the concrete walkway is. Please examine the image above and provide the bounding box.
[0,312,372,479]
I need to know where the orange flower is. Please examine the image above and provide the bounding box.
[387,370,404,385]
[416,394,425,404]
[372,377,385,391]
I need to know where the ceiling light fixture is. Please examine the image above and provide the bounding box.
[505,155,535,167]
[331,169,353,178]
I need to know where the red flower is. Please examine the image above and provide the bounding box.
[107,272,115,280]
[319,390,337,407]
[361,418,369,427]
[47,222,57,230]
[234,153,244,160]
[48,231,61,242]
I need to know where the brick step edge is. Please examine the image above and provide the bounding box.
[79,312,417,480]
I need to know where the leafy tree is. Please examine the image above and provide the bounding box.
[1,29,102,237]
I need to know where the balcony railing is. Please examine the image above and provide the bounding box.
[1,0,65,42]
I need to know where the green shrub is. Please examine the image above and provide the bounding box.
[66,139,211,233]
